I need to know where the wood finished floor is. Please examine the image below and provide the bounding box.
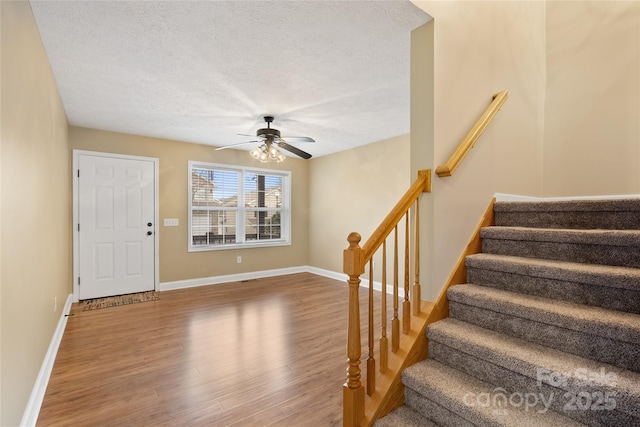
[37,273,385,427]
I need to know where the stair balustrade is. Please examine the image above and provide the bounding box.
[343,169,431,427]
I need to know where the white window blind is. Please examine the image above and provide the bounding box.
[188,162,291,251]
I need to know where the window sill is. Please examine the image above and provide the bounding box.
[188,239,291,252]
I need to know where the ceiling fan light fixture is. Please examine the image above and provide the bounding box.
[218,116,311,161]
[268,143,286,163]
[259,149,268,162]
[249,146,262,160]
[249,142,286,163]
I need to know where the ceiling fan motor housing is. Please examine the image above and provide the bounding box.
[257,116,280,140]
[257,127,281,139]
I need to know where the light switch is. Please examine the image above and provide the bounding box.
[164,218,179,226]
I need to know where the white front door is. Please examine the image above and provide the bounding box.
[77,153,157,300]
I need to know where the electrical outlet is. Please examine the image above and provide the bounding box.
[237,256,242,264]
[164,218,179,226]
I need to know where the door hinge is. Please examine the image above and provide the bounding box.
[77,223,80,232]
[78,277,80,285]
[77,169,80,178]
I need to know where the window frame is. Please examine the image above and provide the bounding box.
[188,161,291,252]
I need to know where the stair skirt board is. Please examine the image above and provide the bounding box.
[375,198,640,427]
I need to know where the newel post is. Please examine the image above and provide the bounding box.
[343,232,365,427]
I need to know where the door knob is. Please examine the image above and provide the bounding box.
[147,231,153,236]
[147,222,153,227]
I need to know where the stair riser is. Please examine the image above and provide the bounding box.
[404,387,478,427]
[372,406,437,427]
[495,211,640,230]
[428,340,639,426]
[466,266,640,314]
[449,301,640,372]
[404,388,476,427]
[482,239,640,268]
[493,199,640,230]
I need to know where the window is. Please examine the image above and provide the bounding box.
[188,161,291,251]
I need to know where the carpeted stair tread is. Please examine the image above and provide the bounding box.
[447,284,640,345]
[481,226,640,267]
[465,253,640,314]
[466,253,640,291]
[481,226,640,247]
[373,405,437,427]
[403,359,584,427]
[403,388,465,427]
[447,284,640,371]
[495,199,640,213]
[494,199,640,230]
[428,318,640,418]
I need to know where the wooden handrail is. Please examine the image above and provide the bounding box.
[362,170,431,260]
[343,169,431,427]
[435,90,508,177]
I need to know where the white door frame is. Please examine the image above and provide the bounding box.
[72,150,160,302]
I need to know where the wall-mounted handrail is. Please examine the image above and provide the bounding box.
[435,90,508,177]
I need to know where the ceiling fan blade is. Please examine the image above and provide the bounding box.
[214,141,258,151]
[282,136,315,143]
[278,142,312,159]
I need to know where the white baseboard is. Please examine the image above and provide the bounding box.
[160,265,400,295]
[306,266,400,295]
[21,294,73,427]
[305,266,346,282]
[159,266,308,291]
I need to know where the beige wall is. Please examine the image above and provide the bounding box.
[543,1,640,196]
[70,127,309,283]
[1,1,71,425]
[412,1,547,299]
[308,134,410,277]
[410,20,436,300]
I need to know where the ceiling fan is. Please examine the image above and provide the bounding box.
[215,116,315,161]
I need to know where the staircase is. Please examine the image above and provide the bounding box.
[375,198,640,426]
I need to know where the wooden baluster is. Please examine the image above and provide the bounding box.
[403,212,411,333]
[412,201,421,316]
[343,233,364,427]
[392,226,400,353]
[366,260,375,396]
[379,240,388,374]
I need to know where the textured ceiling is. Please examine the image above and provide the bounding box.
[30,1,431,159]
